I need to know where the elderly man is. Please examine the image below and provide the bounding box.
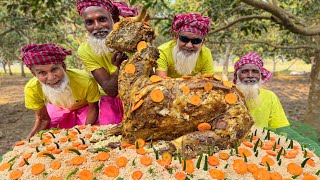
[22,44,100,138]
[234,52,290,128]
[156,13,214,78]
[76,0,138,125]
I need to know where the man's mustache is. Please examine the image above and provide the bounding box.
[92,29,111,36]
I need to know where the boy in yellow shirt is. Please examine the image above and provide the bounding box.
[22,44,100,138]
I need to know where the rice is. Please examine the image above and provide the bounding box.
[0,125,319,180]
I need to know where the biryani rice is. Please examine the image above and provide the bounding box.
[0,125,319,180]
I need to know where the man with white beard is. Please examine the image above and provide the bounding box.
[234,52,290,128]
[22,44,100,138]
[156,13,214,78]
[77,0,138,125]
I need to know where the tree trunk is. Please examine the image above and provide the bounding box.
[2,62,7,74]
[272,56,277,73]
[8,63,13,75]
[222,41,232,81]
[21,62,26,77]
[304,50,320,132]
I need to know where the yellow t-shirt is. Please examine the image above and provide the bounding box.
[248,88,290,128]
[78,42,118,96]
[156,40,214,78]
[24,69,100,111]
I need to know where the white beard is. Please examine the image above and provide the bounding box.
[41,73,75,108]
[172,45,200,75]
[236,80,262,107]
[88,33,114,55]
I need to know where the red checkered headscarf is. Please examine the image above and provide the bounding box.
[76,0,138,22]
[171,13,211,37]
[234,52,272,84]
[21,44,72,69]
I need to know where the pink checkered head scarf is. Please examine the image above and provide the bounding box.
[171,13,211,37]
[21,44,72,69]
[234,52,273,84]
[77,0,138,22]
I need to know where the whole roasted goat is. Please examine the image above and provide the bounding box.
[104,10,254,156]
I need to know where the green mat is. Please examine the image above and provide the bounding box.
[270,120,320,157]
[1,120,319,163]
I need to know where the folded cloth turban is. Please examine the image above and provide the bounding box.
[77,0,138,22]
[234,52,273,84]
[21,44,72,69]
[170,13,211,37]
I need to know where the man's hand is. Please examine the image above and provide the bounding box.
[112,51,128,68]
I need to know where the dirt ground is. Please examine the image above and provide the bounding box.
[0,73,310,156]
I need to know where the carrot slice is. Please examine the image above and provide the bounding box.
[140,155,152,166]
[222,81,233,88]
[247,163,258,174]
[150,75,163,83]
[261,156,275,166]
[9,170,23,180]
[233,159,247,175]
[266,150,277,156]
[77,144,88,150]
[31,163,45,175]
[219,152,230,160]
[125,64,136,74]
[175,172,186,180]
[15,141,25,146]
[306,159,315,167]
[190,95,201,106]
[181,75,192,79]
[303,173,317,180]
[121,143,133,148]
[51,161,61,170]
[132,170,143,180]
[72,142,81,147]
[208,156,220,166]
[135,138,146,148]
[162,152,172,163]
[116,156,128,167]
[204,82,213,91]
[85,134,92,139]
[136,148,147,155]
[0,162,11,171]
[79,169,93,180]
[197,122,211,131]
[131,100,144,112]
[23,153,33,159]
[137,41,148,52]
[209,169,225,180]
[270,172,283,180]
[104,165,119,177]
[113,22,120,31]
[60,137,68,143]
[182,159,194,174]
[52,149,62,154]
[96,152,110,161]
[69,156,86,165]
[150,89,164,102]
[242,140,253,148]
[180,86,190,95]
[253,168,271,180]
[238,148,252,158]
[225,93,238,104]
[287,162,303,176]
[19,160,26,167]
